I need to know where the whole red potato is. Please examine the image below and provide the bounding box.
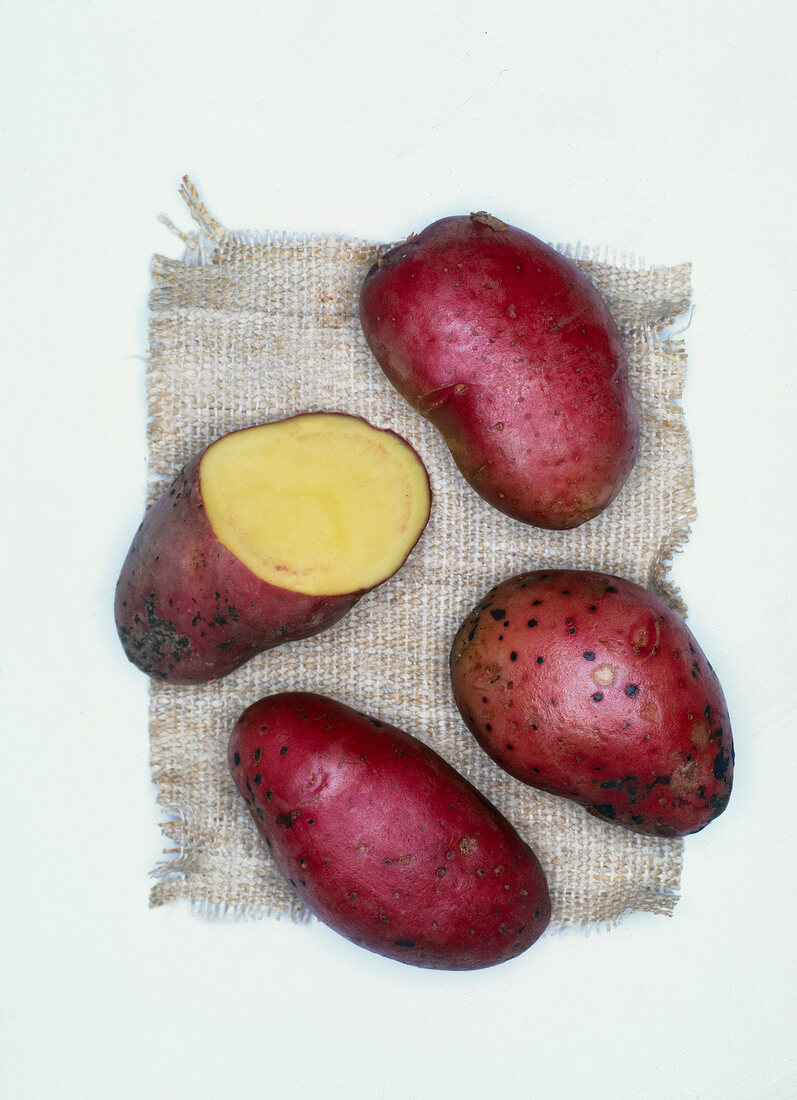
[229,692,551,970]
[360,212,639,529]
[450,570,733,837]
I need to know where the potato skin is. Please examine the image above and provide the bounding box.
[450,570,734,837]
[359,213,639,529]
[114,449,359,684]
[229,692,551,970]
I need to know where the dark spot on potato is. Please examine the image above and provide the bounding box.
[266,790,272,800]
[253,773,262,784]
[436,867,447,878]
[527,619,538,627]
[510,652,518,661]
[275,813,294,829]
[490,608,506,620]
[626,684,639,696]
[536,656,544,665]
[255,807,264,820]
[713,740,732,781]
[711,790,731,814]
[279,746,289,755]
[606,585,618,593]
[583,651,595,661]
[592,803,617,818]
[132,594,192,671]
[253,746,261,762]
[593,692,603,701]
[233,752,241,766]
[604,774,658,807]
[394,939,416,948]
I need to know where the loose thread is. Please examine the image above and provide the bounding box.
[178,174,231,246]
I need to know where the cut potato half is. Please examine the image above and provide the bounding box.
[200,413,431,596]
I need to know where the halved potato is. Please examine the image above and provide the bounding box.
[115,412,431,684]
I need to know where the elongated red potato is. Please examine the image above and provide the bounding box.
[450,570,734,837]
[115,413,431,684]
[229,692,551,970]
[360,212,639,529]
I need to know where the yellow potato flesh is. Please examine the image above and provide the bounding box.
[200,414,430,596]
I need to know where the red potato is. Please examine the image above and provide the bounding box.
[450,570,734,837]
[359,212,639,530]
[229,692,551,970]
[115,413,431,684]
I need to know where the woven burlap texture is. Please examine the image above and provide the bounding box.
[146,180,695,928]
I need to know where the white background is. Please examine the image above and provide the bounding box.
[2,2,796,1098]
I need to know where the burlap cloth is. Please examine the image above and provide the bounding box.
[146,178,695,928]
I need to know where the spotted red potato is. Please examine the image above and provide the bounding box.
[228,692,551,970]
[450,570,734,837]
[359,211,639,529]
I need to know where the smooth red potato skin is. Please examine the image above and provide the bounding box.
[450,571,734,837]
[114,453,359,684]
[359,213,639,529]
[229,692,551,970]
